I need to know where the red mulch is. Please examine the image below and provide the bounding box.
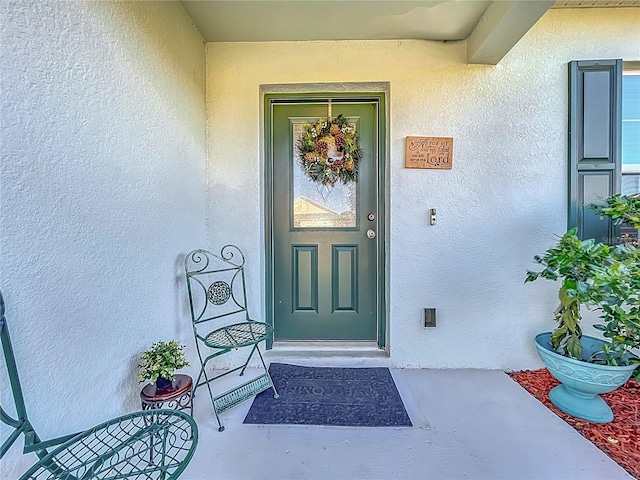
[508,369,640,479]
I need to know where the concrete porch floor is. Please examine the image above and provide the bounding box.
[181,365,632,480]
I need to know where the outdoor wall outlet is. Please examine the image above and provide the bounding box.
[424,308,437,327]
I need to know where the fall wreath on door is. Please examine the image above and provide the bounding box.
[297,114,362,186]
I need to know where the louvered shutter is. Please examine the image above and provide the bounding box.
[568,59,622,243]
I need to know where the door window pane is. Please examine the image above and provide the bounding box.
[292,122,357,229]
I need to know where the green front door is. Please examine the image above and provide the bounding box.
[269,100,381,341]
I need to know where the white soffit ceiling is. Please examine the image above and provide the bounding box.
[180,1,493,42]
[181,1,636,64]
[181,0,639,43]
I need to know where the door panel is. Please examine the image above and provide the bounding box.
[272,102,378,340]
[332,245,357,312]
[292,245,318,312]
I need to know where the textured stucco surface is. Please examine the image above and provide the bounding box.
[205,8,640,369]
[0,1,206,476]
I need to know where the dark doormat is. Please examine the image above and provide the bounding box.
[243,363,412,427]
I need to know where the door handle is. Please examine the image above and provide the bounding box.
[366,229,376,239]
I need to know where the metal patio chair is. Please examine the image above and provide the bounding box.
[184,246,279,432]
[0,291,198,480]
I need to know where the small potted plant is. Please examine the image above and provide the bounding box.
[138,340,190,393]
[525,194,639,423]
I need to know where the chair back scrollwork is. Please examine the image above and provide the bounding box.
[185,246,251,329]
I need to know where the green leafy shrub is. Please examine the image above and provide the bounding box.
[526,194,639,379]
[591,193,640,230]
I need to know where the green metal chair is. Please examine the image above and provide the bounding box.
[0,291,198,480]
[184,246,278,432]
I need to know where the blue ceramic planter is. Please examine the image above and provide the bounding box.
[535,332,638,423]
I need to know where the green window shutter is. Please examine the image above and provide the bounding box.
[568,59,622,243]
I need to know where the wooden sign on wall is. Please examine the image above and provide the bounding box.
[405,136,454,169]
